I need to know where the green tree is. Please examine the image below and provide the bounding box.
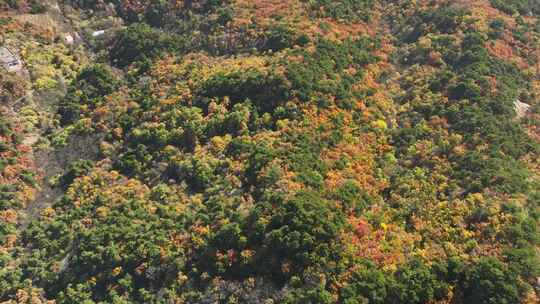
[59,64,119,124]
[263,190,346,276]
[463,257,526,304]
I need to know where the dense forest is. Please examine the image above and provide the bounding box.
[1,0,540,303]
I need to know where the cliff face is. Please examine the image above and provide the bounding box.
[1,1,540,303]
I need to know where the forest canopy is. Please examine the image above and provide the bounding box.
[1,0,540,303]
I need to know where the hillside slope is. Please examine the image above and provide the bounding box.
[1,0,540,303]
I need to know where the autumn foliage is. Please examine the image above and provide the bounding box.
[1,0,540,303]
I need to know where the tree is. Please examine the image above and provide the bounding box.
[340,261,387,304]
[463,257,526,304]
[110,23,184,67]
[389,258,448,304]
[58,64,119,124]
[263,190,346,277]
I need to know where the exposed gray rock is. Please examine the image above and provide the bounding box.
[514,99,531,118]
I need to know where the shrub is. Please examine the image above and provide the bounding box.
[61,159,94,188]
[29,0,47,14]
